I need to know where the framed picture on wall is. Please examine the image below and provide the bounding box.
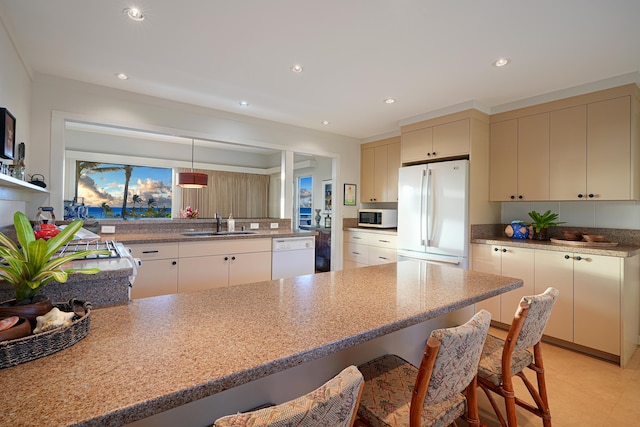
[322,179,332,213]
[1,108,16,160]
[344,183,357,206]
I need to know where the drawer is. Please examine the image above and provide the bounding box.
[369,246,397,265]
[179,238,271,257]
[368,234,397,249]
[344,243,369,264]
[344,231,371,245]
[129,242,179,260]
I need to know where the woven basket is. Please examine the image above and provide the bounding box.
[0,299,91,369]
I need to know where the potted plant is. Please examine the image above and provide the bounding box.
[526,210,565,240]
[0,211,109,325]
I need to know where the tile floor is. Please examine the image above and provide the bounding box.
[471,328,640,426]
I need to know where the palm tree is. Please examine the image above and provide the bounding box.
[75,161,121,201]
[132,194,142,214]
[147,197,156,211]
[100,202,113,218]
[120,165,134,218]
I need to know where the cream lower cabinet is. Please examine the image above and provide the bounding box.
[471,243,535,323]
[343,229,397,269]
[178,239,272,293]
[476,243,640,367]
[129,243,179,299]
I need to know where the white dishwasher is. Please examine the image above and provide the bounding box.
[272,236,316,280]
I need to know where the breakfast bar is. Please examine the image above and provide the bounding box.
[1,260,522,427]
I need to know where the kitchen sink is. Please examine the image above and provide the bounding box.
[181,231,258,237]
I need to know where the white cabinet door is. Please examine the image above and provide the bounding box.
[179,255,229,292]
[131,259,178,299]
[229,251,272,286]
[573,254,621,355]
[534,250,574,342]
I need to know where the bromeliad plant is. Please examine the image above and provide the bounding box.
[526,209,565,233]
[0,211,110,304]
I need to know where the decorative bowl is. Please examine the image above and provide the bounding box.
[583,234,606,242]
[561,230,583,241]
[0,317,31,342]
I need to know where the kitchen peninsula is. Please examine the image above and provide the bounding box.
[1,260,521,427]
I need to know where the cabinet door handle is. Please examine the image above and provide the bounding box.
[588,194,594,198]
[432,152,436,156]
[502,248,507,253]
[142,250,159,254]
[577,194,584,198]
[379,239,390,243]
[378,256,389,260]
[353,251,361,255]
[353,237,362,240]
[564,254,571,259]
[494,247,499,252]
[510,195,515,200]
[172,261,177,265]
[224,256,229,261]
[575,255,582,261]
[231,256,236,261]
[518,195,523,199]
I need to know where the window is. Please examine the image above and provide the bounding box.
[69,161,173,219]
[296,176,312,227]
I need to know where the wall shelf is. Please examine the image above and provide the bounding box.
[0,173,48,193]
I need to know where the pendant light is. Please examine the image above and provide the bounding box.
[178,138,208,188]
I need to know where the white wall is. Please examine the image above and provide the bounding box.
[0,15,33,225]
[502,200,640,229]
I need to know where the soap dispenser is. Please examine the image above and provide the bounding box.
[227,213,235,232]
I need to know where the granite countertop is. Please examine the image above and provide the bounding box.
[471,236,640,257]
[109,229,316,245]
[1,260,521,427]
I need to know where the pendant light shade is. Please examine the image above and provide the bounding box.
[178,172,208,188]
[178,138,208,188]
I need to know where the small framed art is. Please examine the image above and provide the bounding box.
[322,179,332,212]
[1,108,16,160]
[344,183,357,206]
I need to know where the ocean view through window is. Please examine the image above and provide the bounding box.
[72,161,173,219]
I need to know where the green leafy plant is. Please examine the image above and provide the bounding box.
[526,210,565,233]
[0,211,110,304]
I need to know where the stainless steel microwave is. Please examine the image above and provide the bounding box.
[358,209,398,228]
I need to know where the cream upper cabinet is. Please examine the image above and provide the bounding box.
[401,118,469,164]
[360,138,400,203]
[490,114,549,201]
[517,113,549,200]
[587,96,634,200]
[549,105,587,200]
[489,119,518,201]
[491,85,640,201]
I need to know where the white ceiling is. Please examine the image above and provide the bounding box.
[2,0,640,140]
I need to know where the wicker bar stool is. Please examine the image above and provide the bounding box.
[477,287,559,427]
[355,309,492,427]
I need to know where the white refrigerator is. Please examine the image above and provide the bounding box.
[397,159,469,269]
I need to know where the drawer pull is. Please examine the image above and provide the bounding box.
[378,240,390,243]
[378,256,389,260]
[142,250,159,254]
[353,237,362,240]
[352,252,361,255]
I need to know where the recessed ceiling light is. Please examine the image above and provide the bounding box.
[493,57,511,67]
[291,64,304,73]
[321,120,330,125]
[115,73,129,80]
[384,98,396,104]
[123,7,145,21]
[239,101,249,107]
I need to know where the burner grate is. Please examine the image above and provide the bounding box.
[56,240,122,259]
